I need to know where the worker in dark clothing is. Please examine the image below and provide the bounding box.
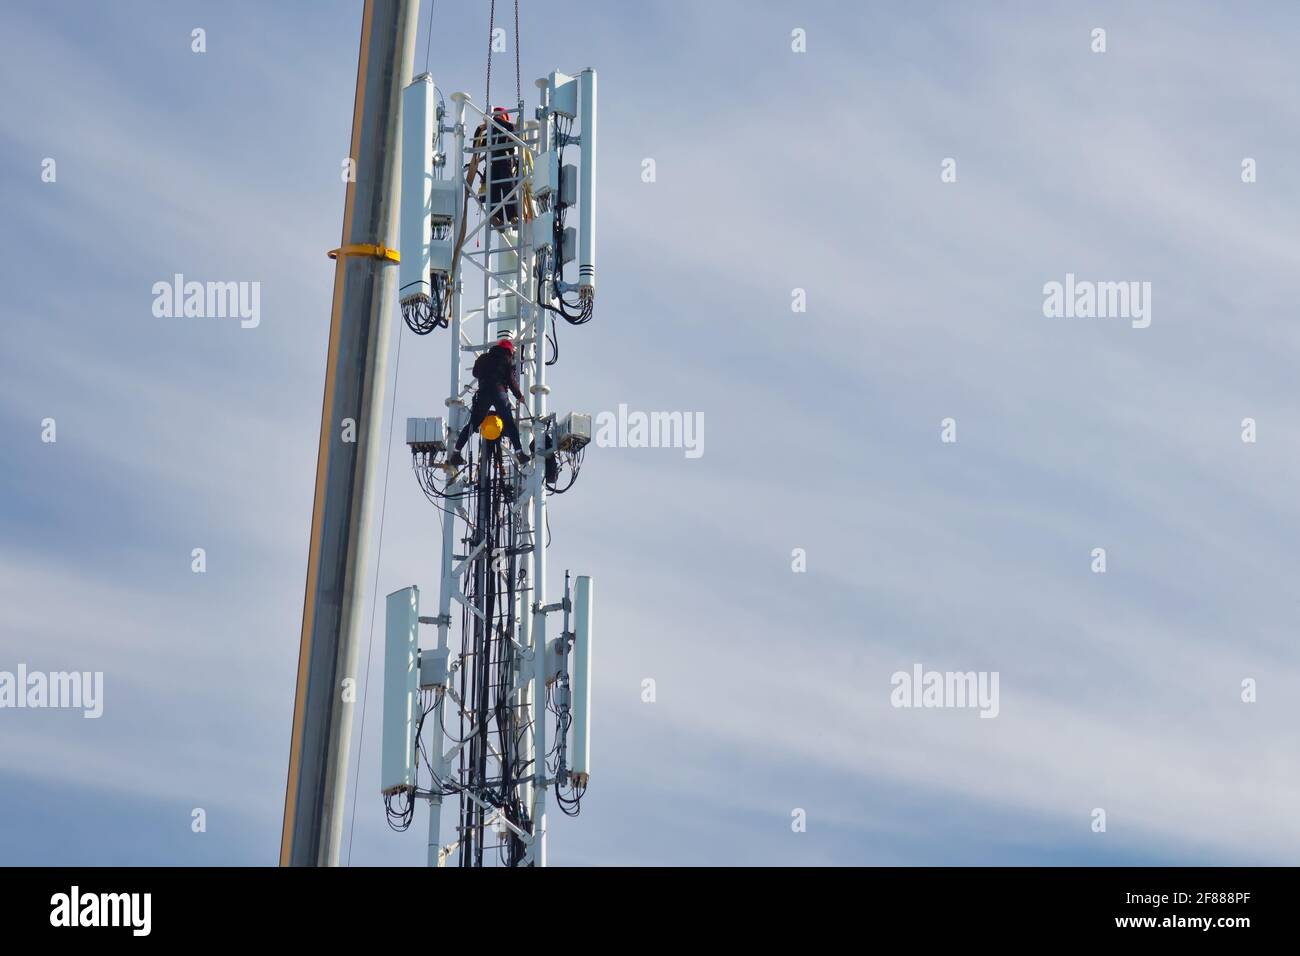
[448,337,530,468]
[469,106,522,227]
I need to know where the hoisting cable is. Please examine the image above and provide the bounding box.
[484,0,521,109]
[346,320,404,860]
[485,0,495,110]
[423,0,436,73]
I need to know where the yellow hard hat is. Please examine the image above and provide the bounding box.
[480,415,504,441]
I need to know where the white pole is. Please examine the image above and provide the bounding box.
[425,91,470,869]
[577,69,597,296]
[528,230,550,870]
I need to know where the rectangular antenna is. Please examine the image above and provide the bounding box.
[399,75,435,304]
[571,575,594,785]
[381,586,420,795]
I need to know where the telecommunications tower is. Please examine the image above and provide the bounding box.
[281,0,596,869]
[379,47,598,865]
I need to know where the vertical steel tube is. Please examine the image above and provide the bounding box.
[426,91,469,869]
[529,268,549,868]
[536,77,551,153]
[280,0,419,868]
[515,106,539,821]
[577,69,597,294]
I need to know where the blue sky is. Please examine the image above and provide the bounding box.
[2,0,1299,866]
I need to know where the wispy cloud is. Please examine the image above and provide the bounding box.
[2,0,1299,865]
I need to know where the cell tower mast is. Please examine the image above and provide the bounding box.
[380,56,598,865]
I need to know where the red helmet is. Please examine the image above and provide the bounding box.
[498,337,514,352]
[492,106,510,121]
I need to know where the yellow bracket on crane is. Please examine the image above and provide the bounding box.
[327,243,400,263]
